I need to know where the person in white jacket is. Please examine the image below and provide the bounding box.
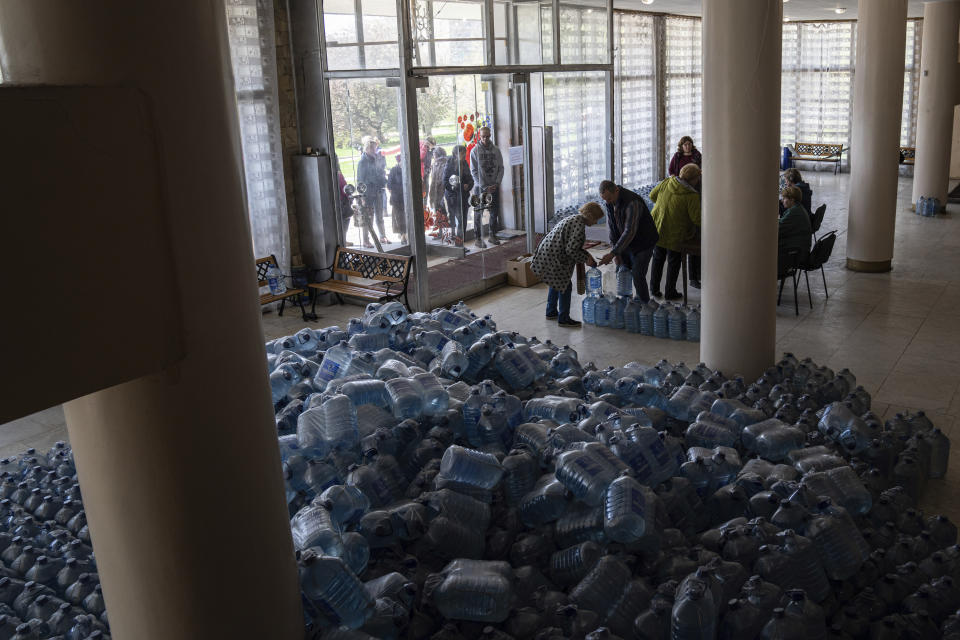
[469,126,505,248]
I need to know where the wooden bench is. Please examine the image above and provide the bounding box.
[899,146,915,166]
[309,246,412,315]
[256,255,311,320]
[790,142,846,174]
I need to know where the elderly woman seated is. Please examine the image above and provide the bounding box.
[779,168,813,216]
[778,185,813,275]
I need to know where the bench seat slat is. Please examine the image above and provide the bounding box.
[259,288,305,305]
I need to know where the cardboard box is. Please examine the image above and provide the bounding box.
[506,253,541,287]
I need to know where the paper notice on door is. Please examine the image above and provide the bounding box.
[509,145,524,166]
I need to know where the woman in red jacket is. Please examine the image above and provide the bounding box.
[668,136,702,177]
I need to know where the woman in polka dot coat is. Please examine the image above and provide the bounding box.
[531,202,604,327]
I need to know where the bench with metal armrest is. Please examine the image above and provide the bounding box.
[308,246,412,315]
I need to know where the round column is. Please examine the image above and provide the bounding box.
[0,2,303,638]
[912,0,960,210]
[846,0,909,272]
[700,0,782,381]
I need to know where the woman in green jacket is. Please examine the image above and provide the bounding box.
[649,163,702,299]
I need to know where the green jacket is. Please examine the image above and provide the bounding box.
[650,177,701,251]
[778,204,812,262]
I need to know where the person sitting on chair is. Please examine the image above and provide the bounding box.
[780,167,812,216]
[778,185,813,276]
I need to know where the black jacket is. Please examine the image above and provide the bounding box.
[606,186,659,255]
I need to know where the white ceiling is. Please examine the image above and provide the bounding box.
[613,0,928,20]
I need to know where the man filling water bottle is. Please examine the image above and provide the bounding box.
[596,180,660,304]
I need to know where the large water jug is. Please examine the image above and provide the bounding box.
[586,267,603,296]
[595,295,613,327]
[518,474,568,526]
[430,560,514,623]
[554,447,620,507]
[582,295,598,325]
[299,551,374,629]
[638,302,654,336]
[668,305,685,340]
[686,307,700,342]
[314,341,354,390]
[671,573,717,640]
[624,298,642,333]
[653,304,669,338]
[616,266,633,297]
[438,445,504,490]
[603,474,655,543]
[610,296,627,330]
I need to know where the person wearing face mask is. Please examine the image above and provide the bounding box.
[443,145,474,247]
[469,126,505,248]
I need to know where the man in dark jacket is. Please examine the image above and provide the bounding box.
[597,180,660,303]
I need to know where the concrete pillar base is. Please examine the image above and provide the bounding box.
[847,258,892,272]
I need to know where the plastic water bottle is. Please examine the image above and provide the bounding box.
[686,307,700,342]
[611,296,627,330]
[638,302,654,336]
[595,296,613,328]
[582,295,598,325]
[672,573,717,640]
[438,445,504,490]
[653,304,669,338]
[319,485,370,528]
[494,346,535,390]
[299,551,374,629]
[314,341,355,389]
[439,340,469,379]
[339,379,390,409]
[549,541,603,587]
[624,298,642,333]
[385,377,424,420]
[518,474,568,526]
[430,560,514,623]
[668,305,685,340]
[616,266,633,297]
[266,263,286,295]
[603,474,655,543]
[586,267,603,296]
[554,447,620,507]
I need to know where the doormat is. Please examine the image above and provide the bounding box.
[428,235,537,297]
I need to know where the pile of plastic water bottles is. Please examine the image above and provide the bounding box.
[581,267,700,342]
[0,444,108,639]
[269,301,958,639]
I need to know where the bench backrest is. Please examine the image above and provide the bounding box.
[900,146,916,160]
[333,247,412,283]
[255,255,280,287]
[795,142,843,158]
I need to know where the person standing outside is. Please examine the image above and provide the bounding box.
[356,136,388,248]
[386,154,407,244]
[469,126,505,248]
[597,181,659,303]
[444,145,474,246]
[668,136,702,177]
[530,203,604,327]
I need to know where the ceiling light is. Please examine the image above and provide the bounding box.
[784,17,791,22]
[834,7,847,14]
[640,0,654,4]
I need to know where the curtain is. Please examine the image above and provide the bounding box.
[224,0,291,272]
[780,22,857,160]
[901,19,923,147]
[542,6,608,211]
[615,12,656,190]
[663,16,702,171]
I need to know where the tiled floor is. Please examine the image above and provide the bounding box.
[6,171,960,520]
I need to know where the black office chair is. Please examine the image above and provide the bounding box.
[798,230,837,308]
[811,204,827,239]
[777,248,801,316]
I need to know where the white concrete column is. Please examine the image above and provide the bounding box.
[846,0,909,272]
[0,2,303,638]
[700,0,782,381]
[912,0,960,210]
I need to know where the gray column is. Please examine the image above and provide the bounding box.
[700,0,782,381]
[912,0,960,210]
[0,2,303,637]
[846,0,908,272]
